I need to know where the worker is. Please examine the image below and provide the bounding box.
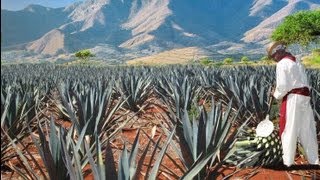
[267,41,319,167]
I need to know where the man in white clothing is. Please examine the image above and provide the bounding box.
[267,41,319,167]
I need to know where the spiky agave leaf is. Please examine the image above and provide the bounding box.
[116,75,153,112]
[117,129,141,180]
[311,88,320,122]
[60,129,85,180]
[1,85,41,173]
[176,98,239,179]
[27,117,69,180]
[181,100,238,179]
[155,75,200,122]
[226,128,283,168]
[3,129,45,179]
[85,135,110,180]
[1,85,39,138]
[58,80,123,141]
[210,66,274,126]
[148,126,176,180]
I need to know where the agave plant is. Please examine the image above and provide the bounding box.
[1,62,319,179]
[2,130,46,179]
[156,75,201,122]
[1,85,39,138]
[225,126,283,168]
[85,127,176,180]
[85,136,117,180]
[311,88,320,122]
[6,115,94,180]
[115,74,154,113]
[29,117,69,180]
[117,131,141,180]
[1,85,41,171]
[59,129,88,180]
[160,96,242,179]
[58,80,124,138]
[147,127,176,180]
[307,70,320,122]
[209,66,275,126]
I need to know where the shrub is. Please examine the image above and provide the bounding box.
[223,58,233,64]
[241,56,250,63]
[75,49,95,64]
[199,57,214,66]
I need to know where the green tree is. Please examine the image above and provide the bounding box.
[75,49,94,64]
[223,57,233,64]
[199,57,213,66]
[240,56,250,64]
[271,10,320,46]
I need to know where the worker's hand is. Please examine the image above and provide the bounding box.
[270,86,276,96]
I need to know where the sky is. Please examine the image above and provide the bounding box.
[1,0,83,11]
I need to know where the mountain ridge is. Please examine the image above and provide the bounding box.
[1,0,319,63]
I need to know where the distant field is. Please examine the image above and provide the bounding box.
[302,52,320,68]
[125,47,320,68]
[126,47,209,65]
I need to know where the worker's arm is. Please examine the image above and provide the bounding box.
[273,61,291,99]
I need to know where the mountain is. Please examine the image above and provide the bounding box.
[243,0,320,43]
[1,0,319,63]
[1,5,70,47]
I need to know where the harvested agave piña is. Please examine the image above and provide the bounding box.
[226,127,282,168]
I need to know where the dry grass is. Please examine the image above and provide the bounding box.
[126,47,209,65]
[302,54,320,69]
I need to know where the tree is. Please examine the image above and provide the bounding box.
[240,56,250,64]
[223,57,233,64]
[199,57,213,66]
[75,49,94,63]
[271,10,320,46]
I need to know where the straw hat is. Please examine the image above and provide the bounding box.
[266,41,287,57]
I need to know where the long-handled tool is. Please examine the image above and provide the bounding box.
[256,90,275,137]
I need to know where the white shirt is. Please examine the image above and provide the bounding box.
[273,57,310,99]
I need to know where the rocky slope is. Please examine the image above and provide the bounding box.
[1,0,319,62]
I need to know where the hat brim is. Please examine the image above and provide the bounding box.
[267,41,286,57]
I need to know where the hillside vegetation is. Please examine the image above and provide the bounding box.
[302,49,320,68]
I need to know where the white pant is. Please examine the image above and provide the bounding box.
[281,94,319,166]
